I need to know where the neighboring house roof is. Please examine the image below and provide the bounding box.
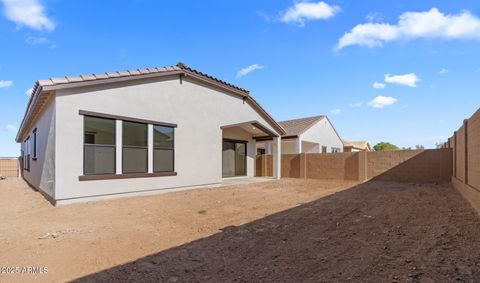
[16,63,286,142]
[278,115,326,137]
[344,141,372,151]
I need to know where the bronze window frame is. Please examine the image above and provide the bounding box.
[153,124,175,173]
[83,116,117,176]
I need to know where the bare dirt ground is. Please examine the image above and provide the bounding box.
[1,179,480,282]
[0,177,356,282]
[78,181,480,283]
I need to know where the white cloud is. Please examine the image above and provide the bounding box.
[26,88,33,97]
[258,12,273,23]
[1,0,55,31]
[349,102,363,108]
[384,73,420,87]
[236,64,264,78]
[368,96,398,108]
[330,109,341,115]
[0,80,13,88]
[5,124,17,132]
[366,12,384,23]
[372,81,386,89]
[439,68,449,74]
[337,8,480,49]
[24,34,49,45]
[281,1,340,26]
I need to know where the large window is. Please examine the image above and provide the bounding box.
[79,110,178,180]
[123,121,148,173]
[153,125,175,172]
[84,116,116,175]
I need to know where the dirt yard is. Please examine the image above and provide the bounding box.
[1,178,480,282]
[0,177,355,282]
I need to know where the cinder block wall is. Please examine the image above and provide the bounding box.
[367,149,452,182]
[456,125,466,182]
[306,152,359,181]
[255,155,275,177]
[255,156,263,177]
[448,109,480,214]
[468,112,480,189]
[281,154,300,178]
[0,158,19,177]
[367,150,421,180]
[257,149,451,182]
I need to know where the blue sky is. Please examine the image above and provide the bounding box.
[1,0,480,156]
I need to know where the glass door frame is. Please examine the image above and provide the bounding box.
[222,138,247,178]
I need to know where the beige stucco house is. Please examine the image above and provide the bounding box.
[343,141,372,152]
[16,63,285,205]
[257,115,344,155]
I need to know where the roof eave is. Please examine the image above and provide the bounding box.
[16,65,286,141]
[41,70,184,92]
[16,83,43,142]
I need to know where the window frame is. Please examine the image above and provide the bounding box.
[78,110,178,181]
[83,115,117,176]
[24,136,30,171]
[122,121,148,174]
[153,124,175,173]
[32,128,37,161]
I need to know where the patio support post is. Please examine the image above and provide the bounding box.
[273,137,281,179]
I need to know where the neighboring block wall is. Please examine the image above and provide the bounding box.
[367,150,421,180]
[281,154,300,178]
[255,155,275,177]
[456,125,466,182]
[257,149,451,182]
[367,150,452,182]
[306,153,359,181]
[266,155,273,177]
[467,113,480,189]
[0,158,19,177]
[445,108,480,214]
[451,135,456,177]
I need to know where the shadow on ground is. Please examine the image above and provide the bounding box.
[75,181,480,282]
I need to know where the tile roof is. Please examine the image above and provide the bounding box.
[17,63,286,141]
[278,115,325,136]
[34,63,249,93]
[176,63,249,93]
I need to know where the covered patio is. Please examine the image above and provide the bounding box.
[221,121,281,179]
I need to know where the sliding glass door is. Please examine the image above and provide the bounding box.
[222,139,247,178]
